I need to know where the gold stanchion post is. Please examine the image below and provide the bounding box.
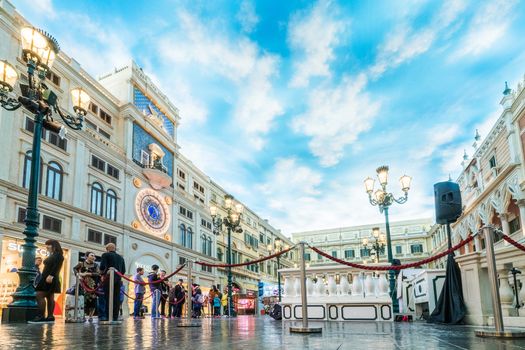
[178,260,201,327]
[475,226,525,338]
[290,242,322,334]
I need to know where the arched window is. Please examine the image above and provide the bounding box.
[201,234,207,254]
[180,224,186,247]
[23,151,43,192]
[207,237,212,256]
[105,189,117,221]
[46,162,63,200]
[187,227,193,249]
[90,182,104,216]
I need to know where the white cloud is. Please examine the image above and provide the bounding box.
[452,0,518,59]
[237,0,259,33]
[370,0,467,78]
[15,0,56,19]
[411,123,461,160]
[439,109,501,178]
[255,158,435,234]
[157,11,282,147]
[292,74,380,167]
[233,56,284,149]
[55,14,133,77]
[288,0,346,88]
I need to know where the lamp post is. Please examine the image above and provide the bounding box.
[267,238,289,302]
[362,227,386,264]
[364,165,411,314]
[1,27,90,322]
[210,194,244,317]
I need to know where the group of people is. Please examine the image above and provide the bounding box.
[132,264,187,319]
[28,241,232,323]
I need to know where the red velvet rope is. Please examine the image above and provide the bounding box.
[116,263,187,285]
[309,235,474,271]
[195,245,296,268]
[502,234,525,252]
[80,280,104,295]
[161,294,186,305]
[123,291,153,301]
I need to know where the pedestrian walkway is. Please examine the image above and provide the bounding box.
[1,317,524,349]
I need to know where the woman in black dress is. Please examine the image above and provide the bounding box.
[30,239,64,323]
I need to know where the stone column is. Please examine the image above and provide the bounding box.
[499,213,511,246]
[474,235,482,252]
[517,200,525,237]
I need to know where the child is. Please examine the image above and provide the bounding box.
[213,294,221,318]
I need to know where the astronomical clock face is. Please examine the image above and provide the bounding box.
[135,189,171,235]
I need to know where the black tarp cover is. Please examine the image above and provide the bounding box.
[427,253,466,324]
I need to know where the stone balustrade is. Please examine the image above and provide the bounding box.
[279,264,393,322]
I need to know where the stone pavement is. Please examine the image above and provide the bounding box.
[1,317,525,350]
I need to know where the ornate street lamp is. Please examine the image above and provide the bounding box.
[210,194,244,317]
[362,227,386,263]
[267,237,289,302]
[1,27,90,322]
[364,165,411,314]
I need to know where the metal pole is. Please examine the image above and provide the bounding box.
[8,111,44,311]
[277,254,281,302]
[187,261,192,322]
[446,223,453,251]
[299,243,308,329]
[510,268,521,309]
[73,273,80,321]
[485,226,503,333]
[384,207,398,313]
[108,267,115,323]
[290,242,322,334]
[227,226,233,317]
[475,227,525,338]
[178,260,201,327]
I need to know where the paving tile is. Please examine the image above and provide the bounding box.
[1,317,525,349]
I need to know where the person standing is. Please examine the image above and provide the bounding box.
[29,240,64,323]
[99,243,126,322]
[159,270,170,318]
[73,251,100,322]
[33,256,43,288]
[148,264,161,319]
[208,285,216,317]
[174,278,185,318]
[168,284,176,318]
[221,290,228,317]
[213,294,221,318]
[133,267,146,319]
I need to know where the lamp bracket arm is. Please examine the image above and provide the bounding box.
[1,95,22,111]
[54,104,83,130]
[392,194,408,205]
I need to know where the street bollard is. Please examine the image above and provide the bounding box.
[178,261,201,327]
[290,242,322,334]
[108,267,115,323]
[66,273,84,323]
[73,273,80,321]
[475,226,525,338]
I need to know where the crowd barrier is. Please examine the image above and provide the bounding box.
[66,226,525,337]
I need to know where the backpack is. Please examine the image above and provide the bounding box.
[269,304,282,320]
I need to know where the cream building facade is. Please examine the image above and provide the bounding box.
[292,218,434,266]
[0,0,289,316]
[427,79,525,326]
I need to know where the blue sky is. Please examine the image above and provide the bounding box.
[13,0,525,234]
